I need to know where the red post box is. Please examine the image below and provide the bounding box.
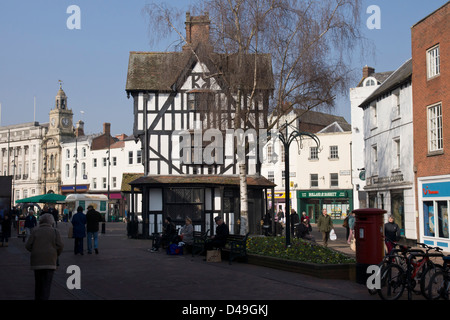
[353,208,386,284]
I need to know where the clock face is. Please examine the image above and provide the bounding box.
[61,117,70,127]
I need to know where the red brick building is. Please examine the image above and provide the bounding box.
[412,2,450,249]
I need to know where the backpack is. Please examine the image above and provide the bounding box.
[342,216,349,228]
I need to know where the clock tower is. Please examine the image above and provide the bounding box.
[42,83,75,194]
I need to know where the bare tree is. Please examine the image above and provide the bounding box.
[143,0,366,235]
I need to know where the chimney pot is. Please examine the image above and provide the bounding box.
[363,65,375,78]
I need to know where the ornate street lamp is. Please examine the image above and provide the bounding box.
[277,120,320,247]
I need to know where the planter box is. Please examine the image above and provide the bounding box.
[247,254,356,281]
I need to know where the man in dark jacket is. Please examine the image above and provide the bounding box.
[71,206,86,255]
[86,205,103,254]
[150,217,177,252]
[207,216,229,250]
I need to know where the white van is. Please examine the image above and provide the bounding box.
[65,194,109,219]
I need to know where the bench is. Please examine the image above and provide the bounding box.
[191,229,210,257]
[222,233,250,265]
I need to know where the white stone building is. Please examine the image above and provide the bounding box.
[358,58,416,241]
[261,109,353,224]
[61,122,144,220]
[349,66,393,210]
[0,122,47,205]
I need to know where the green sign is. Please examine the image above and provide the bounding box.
[297,190,349,198]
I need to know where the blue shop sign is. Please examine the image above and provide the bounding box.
[422,181,450,198]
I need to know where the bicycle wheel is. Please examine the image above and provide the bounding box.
[378,264,405,300]
[420,264,443,299]
[427,270,446,300]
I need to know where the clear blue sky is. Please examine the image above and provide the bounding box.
[0,0,447,135]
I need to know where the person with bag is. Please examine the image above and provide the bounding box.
[25,213,64,300]
[347,211,356,244]
[205,216,229,262]
[150,217,177,252]
[206,216,229,250]
[317,208,334,247]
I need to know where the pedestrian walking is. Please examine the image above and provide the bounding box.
[24,208,37,242]
[290,209,300,238]
[86,205,103,254]
[317,208,334,247]
[347,211,356,244]
[71,206,87,255]
[25,213,64,300]
[1,212,12,247]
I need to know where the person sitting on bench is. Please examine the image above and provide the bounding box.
[206,216,229,250]
[150,217,177,252]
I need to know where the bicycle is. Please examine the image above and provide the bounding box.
[368,240,422,295]
[378,243,443,300]
[427,255,450,300]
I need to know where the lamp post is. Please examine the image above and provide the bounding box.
[277,121,320,247]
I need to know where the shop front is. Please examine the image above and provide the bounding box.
[418,175,450,251]
[266,191,293,218]
[296,189,353,224]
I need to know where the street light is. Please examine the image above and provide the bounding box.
[277,120,320,247]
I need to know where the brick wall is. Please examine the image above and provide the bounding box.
[411,3,450,179]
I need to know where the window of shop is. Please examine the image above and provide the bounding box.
[165,188,204,222]
[391,191,405,236]
[423,200,449,239]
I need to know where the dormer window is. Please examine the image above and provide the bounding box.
[364,77,377,87]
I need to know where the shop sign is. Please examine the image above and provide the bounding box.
[266,191,291,199]
[298,190,348,198]
[422,181,450,198]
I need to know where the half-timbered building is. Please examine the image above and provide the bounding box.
[125,12,275,236]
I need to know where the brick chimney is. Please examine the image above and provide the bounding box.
[75,120,84,137]
[103,122,111,135]
[183,12,210,51]
[363,65,375,78]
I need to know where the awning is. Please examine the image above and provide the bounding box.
[16,193,66,204]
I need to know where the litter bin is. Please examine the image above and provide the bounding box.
[353,208,386,284]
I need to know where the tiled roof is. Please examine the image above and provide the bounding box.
[128,174,276,188]
[358,58,412,109]
[126,49,274,92]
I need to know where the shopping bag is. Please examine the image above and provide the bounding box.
[350,238,356,251]
[329,229,337,241]
[68,225,73,238]
[167,243,183,255]
[206,249,221,262]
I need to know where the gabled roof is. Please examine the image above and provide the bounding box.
[358,58,412,109]
[318,121,351,133]
[126,49,274,93]
[295,109,348,126]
